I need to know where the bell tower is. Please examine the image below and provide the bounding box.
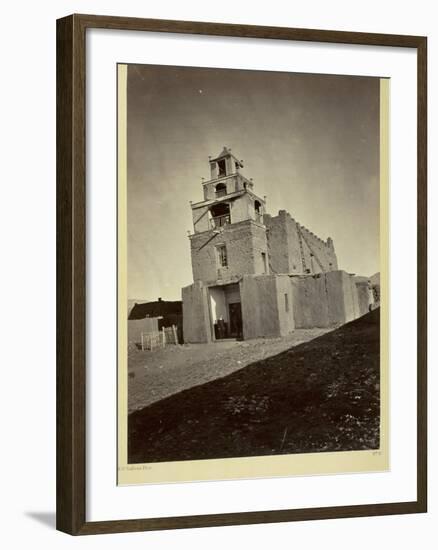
[188,147,269,283]
[192,147,266,233]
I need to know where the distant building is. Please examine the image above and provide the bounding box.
[182,147,374,343]
[129,298,183,343]
[129,298,182,320]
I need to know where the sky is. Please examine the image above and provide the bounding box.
[126,64,380,301]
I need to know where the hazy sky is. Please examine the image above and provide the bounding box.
[127,64,380,301]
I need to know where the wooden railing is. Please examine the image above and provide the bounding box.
[211,214,230,228]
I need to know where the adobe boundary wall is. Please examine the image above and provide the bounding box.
[240,274,295,339]
[182,281,212,343]
[128,317,159,346]
[182,270,373,343]
[291,270,361,328]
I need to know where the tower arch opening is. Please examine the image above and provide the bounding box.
[254,200,262,222]
[217,159,226,177]
[215,182,227,198]
[210,203,230,228]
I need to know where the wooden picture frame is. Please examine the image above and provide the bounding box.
[56,13,427,535]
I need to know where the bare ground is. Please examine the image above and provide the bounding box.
[128,309,380,464]
[128,327,332,413]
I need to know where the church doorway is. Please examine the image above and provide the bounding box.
[228,302,243,339]
[208,283,242,340]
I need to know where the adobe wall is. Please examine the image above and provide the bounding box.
[240,274,294,339]
[230,193,254,224]
[264,210,338,276]
[291,274,331,328]
[241,275,280,339]
[326,271,350,324]
[275,274,295,336]
[264,211,302,274]
[190,220,268,284]
[342,272,360,322]
[128,317,159,346]
[298,224,338,273]
[291,270,360,328]
[192,205,210,233]
[182,281,211,343]
[183,272,369,343]
[355,281,372,317]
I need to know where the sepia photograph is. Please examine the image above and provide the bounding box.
[118,63,387,482]
[51,8,427,537]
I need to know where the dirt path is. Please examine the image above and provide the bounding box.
[128,328,332,413]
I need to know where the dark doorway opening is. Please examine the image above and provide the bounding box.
[228,302,243,339]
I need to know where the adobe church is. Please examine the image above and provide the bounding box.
[182,147,374,343]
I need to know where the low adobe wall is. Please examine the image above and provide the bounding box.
[275,274,295,336]
[291,270,362,328]
[355,281,372,316]
[241,274,294,339]
[182,281,211,343]
[241,275,279,339]
[128,317,159,346]
[182,270,370,343]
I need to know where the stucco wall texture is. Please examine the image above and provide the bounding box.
[355,281,373,316]
[291,271,360,329]
[190,220,268,283]
[264,210,338,275]
[240,275,291,339]
[182,282,211,343]
[182,270,369,342]
[128,317,159,346]
[183,150,367,343]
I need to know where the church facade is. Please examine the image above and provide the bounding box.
[182,147,373,343]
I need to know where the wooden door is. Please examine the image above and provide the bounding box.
[228,302,243,339]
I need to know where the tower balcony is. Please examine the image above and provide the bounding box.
[210,214,231,229]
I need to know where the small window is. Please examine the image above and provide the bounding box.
[217,244,228,267]
[261,252,267,274]
[284,293,289,312]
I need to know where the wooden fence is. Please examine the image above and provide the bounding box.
[140,325,178,351]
